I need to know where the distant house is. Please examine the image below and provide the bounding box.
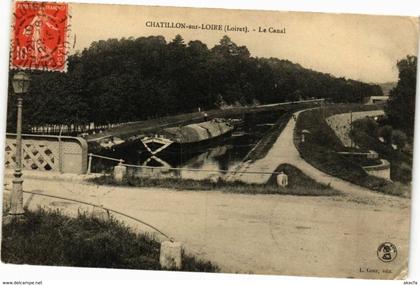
[363,95,389,105]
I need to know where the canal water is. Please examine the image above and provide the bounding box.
[91,111,282,180]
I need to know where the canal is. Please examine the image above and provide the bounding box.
[91,111,284,180]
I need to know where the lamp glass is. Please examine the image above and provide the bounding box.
[12,72,30,94]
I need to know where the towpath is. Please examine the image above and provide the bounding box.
[228,108,402,202]
[226,109,306,184]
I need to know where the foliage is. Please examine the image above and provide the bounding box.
[391,130,408,150]
[385,55,417,137]
[1,209,219,272]
[351,117,378,135]
[7,35,383,131]
[350,118,412,184]
[378,125,393,144]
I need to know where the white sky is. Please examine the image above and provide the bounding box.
[70,3,419,83]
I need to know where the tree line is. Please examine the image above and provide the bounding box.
[7,35,383,132]
[385,55,417,138]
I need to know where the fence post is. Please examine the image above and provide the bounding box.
[87,153,93,174]
[276,172,288,187]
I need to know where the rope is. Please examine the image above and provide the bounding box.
[121,163,282,176]
[89,153,124,163]
[4,188,171,240]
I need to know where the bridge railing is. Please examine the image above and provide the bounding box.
[5,133,88,174]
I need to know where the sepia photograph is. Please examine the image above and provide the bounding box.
[0,0,419,282]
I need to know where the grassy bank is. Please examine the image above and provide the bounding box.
[266,164,335,192]
[1,209,218,272]
[294,105,409,197]
[245,112,293,161]
[89,164,339,196]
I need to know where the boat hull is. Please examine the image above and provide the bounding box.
[141,118,234,156]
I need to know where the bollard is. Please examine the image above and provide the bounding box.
[113,160,127,182]
[276,172,288,187]
[160,240,182,270]
[209,175,219,183]
[87,153,93,174]
[92,205,110,221]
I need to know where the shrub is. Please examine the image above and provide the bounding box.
[351,118,413,183]
[378,125,393,144]
[391,130,407,150]
[352,117,379,135]
[1,209,219,272]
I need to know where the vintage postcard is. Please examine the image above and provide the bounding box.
[1,0,419,280]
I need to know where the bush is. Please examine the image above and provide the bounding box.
[378,125,393,144]
[391,130,407,150]
[351,118,413,184]
[352,117,378,135]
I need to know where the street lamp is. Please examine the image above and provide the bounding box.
[8,71,30,218]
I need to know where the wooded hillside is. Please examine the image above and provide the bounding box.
[7,35,383,131]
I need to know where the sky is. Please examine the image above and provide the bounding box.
[70,3,419,83]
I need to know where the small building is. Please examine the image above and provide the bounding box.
[363,95,389,105]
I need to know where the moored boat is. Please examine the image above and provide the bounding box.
[141,118,234,155]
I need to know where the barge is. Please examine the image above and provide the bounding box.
[141,118,234,155]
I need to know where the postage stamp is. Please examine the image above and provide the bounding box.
[10,1,69,72]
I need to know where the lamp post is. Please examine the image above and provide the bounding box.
[8,71,30,218]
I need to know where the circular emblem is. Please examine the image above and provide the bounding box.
[377,242,397,262]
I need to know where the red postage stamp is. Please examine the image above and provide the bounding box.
[11,1,69,72]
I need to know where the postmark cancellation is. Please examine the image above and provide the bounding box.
[10,1,70,72]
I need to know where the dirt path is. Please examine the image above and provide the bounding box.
[2,175,410,278]
[226,109,308,184]
[227,108,405,205]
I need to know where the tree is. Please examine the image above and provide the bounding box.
[385,55,417,137]
[6,35,385,132]
[212,36,249,58]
